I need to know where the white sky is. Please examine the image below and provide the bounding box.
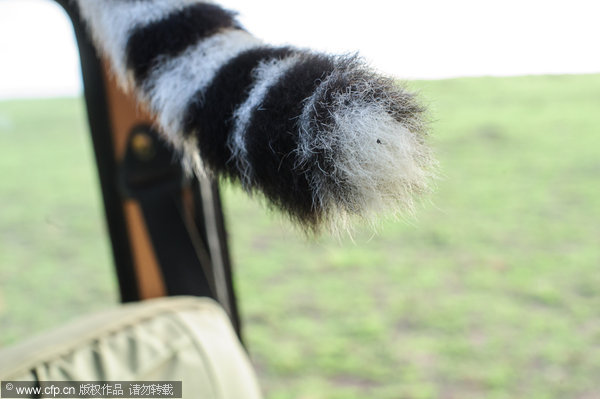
[0,0,599,99]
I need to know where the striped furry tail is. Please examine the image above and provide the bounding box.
[75,0,436,232]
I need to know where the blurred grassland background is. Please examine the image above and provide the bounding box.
[1,74,599,399]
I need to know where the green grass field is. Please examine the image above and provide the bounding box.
[1,74,599,399]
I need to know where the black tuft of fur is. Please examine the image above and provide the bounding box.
[125,3,241,83]
[183,46,296,177]
[243,53,336,229]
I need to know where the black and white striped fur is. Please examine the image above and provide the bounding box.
[74,0,435,232]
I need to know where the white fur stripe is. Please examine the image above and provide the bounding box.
[228,55,302,187]
[297,68,335,163]
[76,0,196,88]
[332,101,430,215]
[142,29,263,144]
[296,69,336,209]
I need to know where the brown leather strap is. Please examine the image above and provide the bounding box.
[101,61,166,299]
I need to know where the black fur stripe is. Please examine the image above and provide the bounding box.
[244,54,336,226]
[183,46,296,176]
[125,3,241,83]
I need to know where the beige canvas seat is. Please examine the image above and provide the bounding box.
[0,296,262,399]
